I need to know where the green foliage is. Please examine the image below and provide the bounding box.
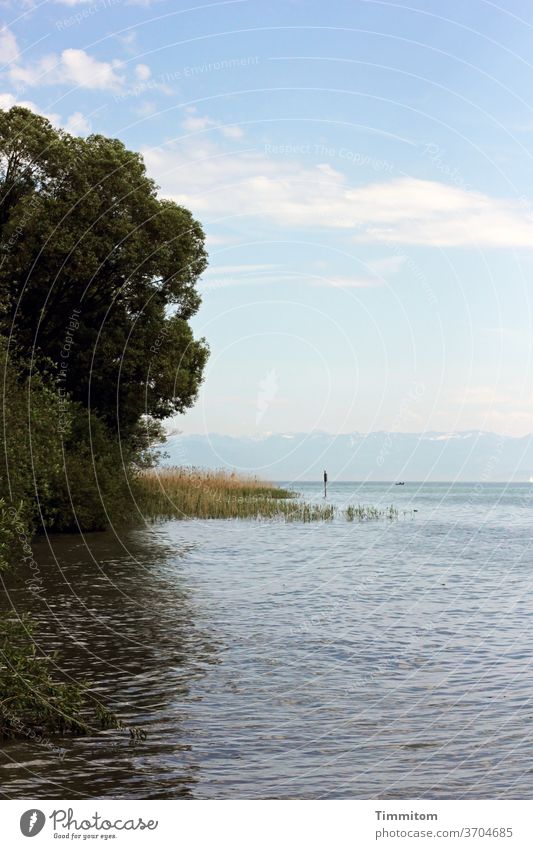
[0,615,137,740]
[46,406,139,532]
[139,469,404,523]
[0,335,143,533]
[0,615,87,738]
[344,504,399,521]
[0,337,64,532]
[139,467,297,520]
[0,110,182,743]
[0,106,209,437]
[0,500,25,572]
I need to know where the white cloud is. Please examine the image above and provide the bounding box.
[8,48,126,91]
[441,385,533,435]
[0,25,19,64]
[115,30,138,53]
[205,263,281,275]
[0,91,93,138]
[220,125,244,140]
[135,63,150,81]
[201,263,281,290]
[367,255,407,275]
[64,110,91,135]
[205,233,235,246]
[54,48,124,90]
[0,91,59,124]
[0,91,33,109]
[141,140,533,248]
[133,99,157,117]
[182,114,214,132]
[199,260,401,290]
[320,275,383,289]
[181,109,244,141]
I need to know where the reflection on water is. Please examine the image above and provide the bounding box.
[0,527,217,799]
[1,482,533,799]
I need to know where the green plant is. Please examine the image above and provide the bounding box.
[0,105,209,437]
[138,469,404,524]
[344,503,399,521]
[0,615,145,741]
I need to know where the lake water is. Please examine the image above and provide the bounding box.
[1,482,533,799]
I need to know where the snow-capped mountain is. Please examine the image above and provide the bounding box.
[161,430,533,481]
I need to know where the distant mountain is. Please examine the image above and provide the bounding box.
[161,430,533,482]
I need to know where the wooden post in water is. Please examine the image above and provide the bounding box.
[323,469,328,499]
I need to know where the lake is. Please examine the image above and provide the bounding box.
[1,482,533,799]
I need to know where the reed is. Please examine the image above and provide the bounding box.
[139,468,404,524]
[344,504,399,521]
[138,467,297,520]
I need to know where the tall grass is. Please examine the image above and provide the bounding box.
[344,504,399,521]
[139,468,406,523]
[139,467,297,520]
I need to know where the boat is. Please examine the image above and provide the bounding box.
[395,481,405,486]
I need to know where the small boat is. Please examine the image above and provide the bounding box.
[395,481,405,486]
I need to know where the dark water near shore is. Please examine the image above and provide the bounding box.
[2,482,533,799]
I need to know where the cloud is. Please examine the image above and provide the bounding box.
[205,263,282,275]
[220,125,244,140]
[199,260,402,290]
[133,99,157,117]
[449,385,533,407]
[115,30,138,53]
[321,275,383,289]
[8,48,127,91]
[182,113,214,132]
[0,91,59,123]
[0,25,18,64]
[135,63,150,81]
[442,385,533,435]
[142,140,533,249]
[200,263,281,290]
[367,255,407,275]
[205,233,235,246]
[181,108,244,141]
[0,91,92,137]
[64,110,91,135]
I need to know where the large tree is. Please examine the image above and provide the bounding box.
[0,106,208,436]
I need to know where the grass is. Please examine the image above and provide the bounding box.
[139,466,298,520]
[139,468,407,524]
[344,504,399,521]
[0,504,145,742]
[0,615,140,740]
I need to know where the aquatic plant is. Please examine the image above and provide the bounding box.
[344,504,399,521]
[139,467,296,520]
[139,469,405,524]
[0,615,147,741]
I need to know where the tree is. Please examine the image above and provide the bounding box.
[0,106,208,436]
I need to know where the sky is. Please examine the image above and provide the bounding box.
[2,0,533,438]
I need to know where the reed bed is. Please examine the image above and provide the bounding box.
[144,466,292,498]
[138,467,297,521]
[139,468,406,524]
[344,504,399,521]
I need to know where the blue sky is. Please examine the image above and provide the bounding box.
[2,0,533,437]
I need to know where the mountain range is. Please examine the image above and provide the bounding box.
[161,430,533,482]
